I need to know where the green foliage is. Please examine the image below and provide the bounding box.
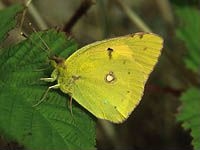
[0,5,96,150]
[175,6,200,72]
[177,88,200,150]
[0,4,23,44]
[175,5,200,150]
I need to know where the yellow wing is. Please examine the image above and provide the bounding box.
[57,32,163,123]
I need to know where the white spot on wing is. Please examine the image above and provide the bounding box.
[105,71,116,83]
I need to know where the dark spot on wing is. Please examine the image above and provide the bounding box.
[107,47,113,51]
[143,47,147,50]
[123,60,126,64]
[107,47,114,59]
[114,106,117,109]
[128,71,131,74]
[127,90,130,93]
[131,32,147,38]
[72,75,81,81]
[139,34,144,39]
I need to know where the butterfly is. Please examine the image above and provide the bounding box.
[38,32,163,123]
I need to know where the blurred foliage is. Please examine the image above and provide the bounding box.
[175,5,200,150]
[177,88,200,150]
[175,6,200,72]
[0,5,95,150]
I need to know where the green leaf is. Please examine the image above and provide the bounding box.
[175,6,200,72]
[0,4,23,45]
[177,87,200,150]
[0,30,96,150]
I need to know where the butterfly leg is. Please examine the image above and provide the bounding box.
[69,96,73,116]
[40,69,58,82]
[64,93,74,116]
[32,84,60,107]
[40,77,56,82]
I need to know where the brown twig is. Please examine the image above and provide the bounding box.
[63,0,94,34]
[114,0,152,32]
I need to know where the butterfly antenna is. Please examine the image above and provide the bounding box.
[19,0,51,55]
[20,32,52,73]
[20,31,48,54]
[28,22,51,52]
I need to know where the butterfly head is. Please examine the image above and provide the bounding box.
[49,56,65,67]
